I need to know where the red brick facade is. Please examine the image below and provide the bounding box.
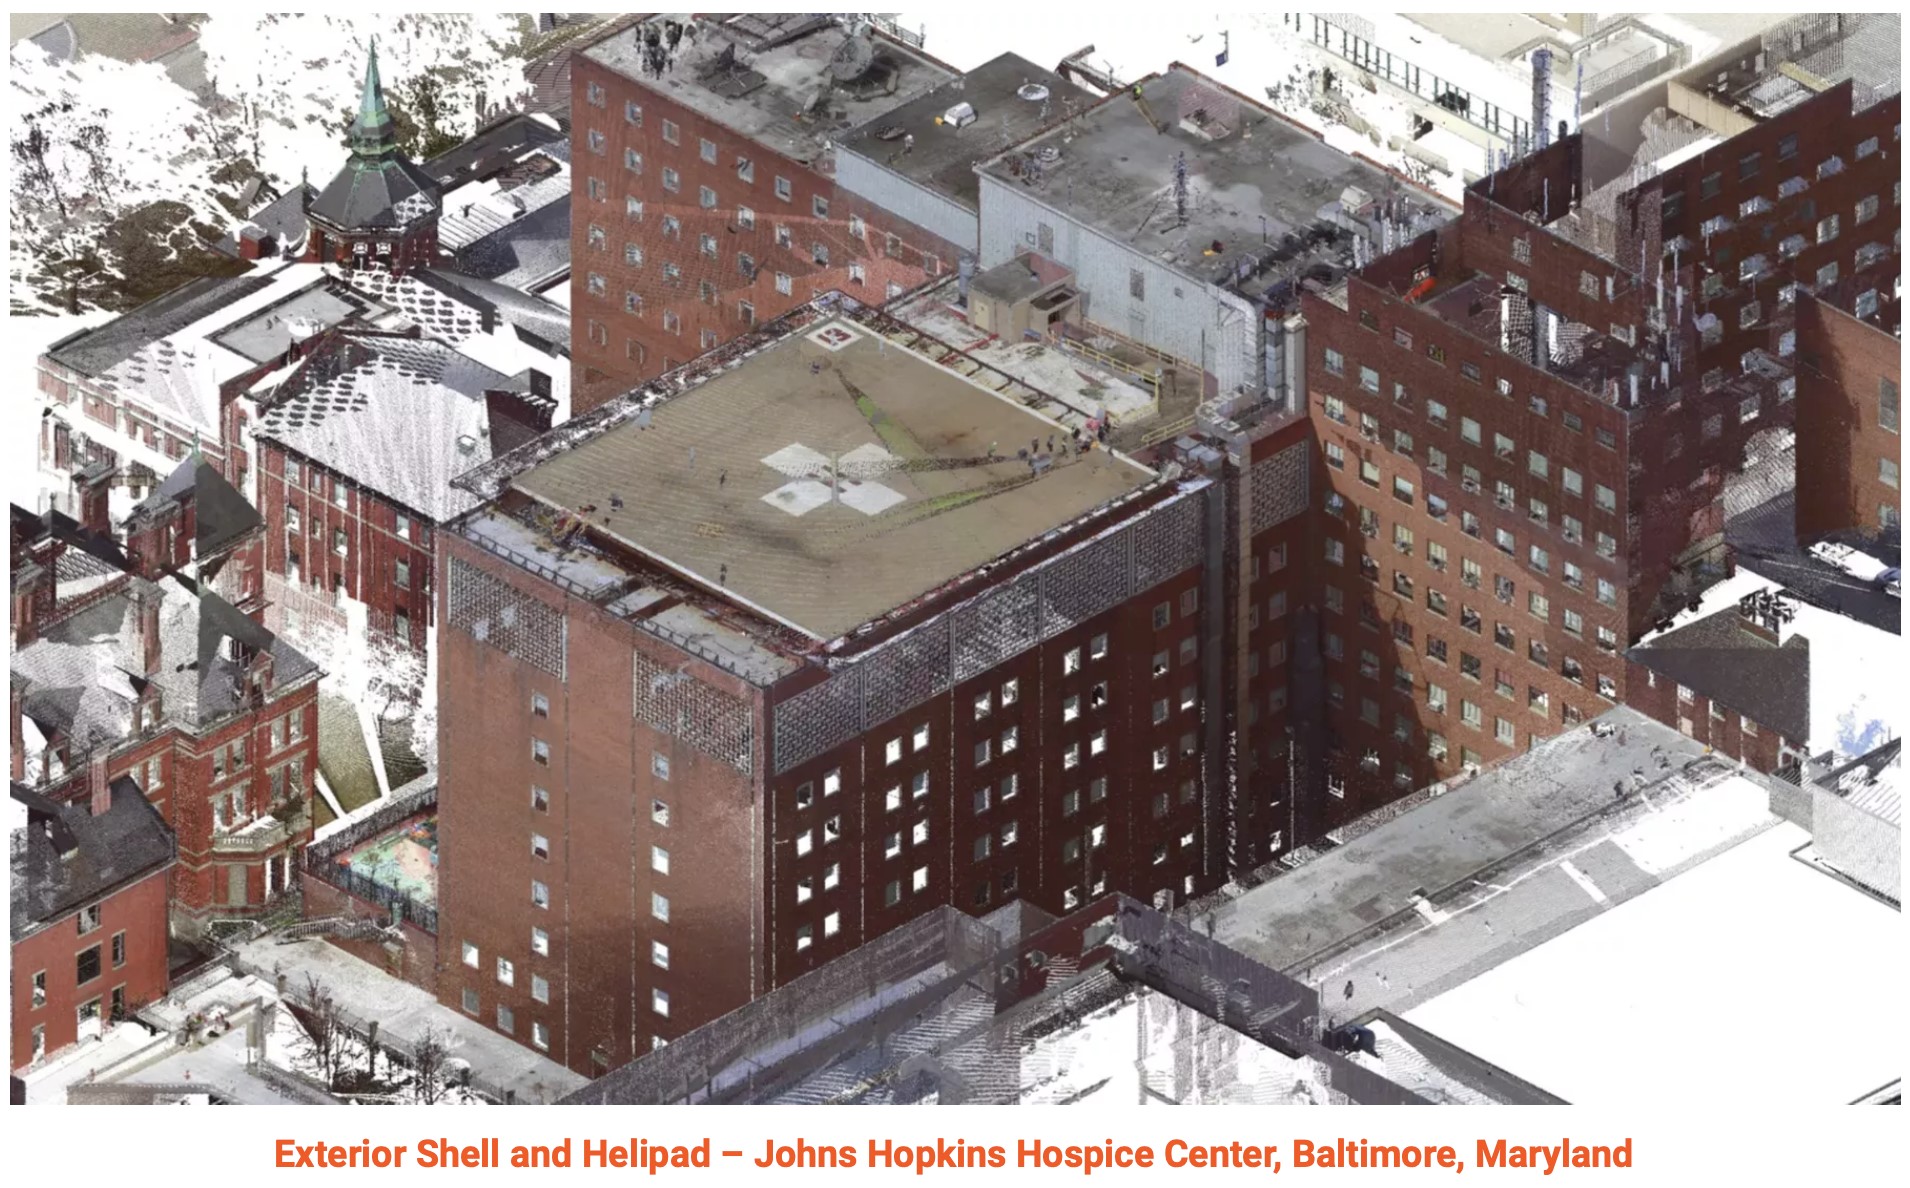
[1621,655,1794,774]
[435,479,1219,1076]
[11,865,170,1072]
[1794,293,1902,542]
[1302,263,1634,809]
[257,441,435,650]
[300,874,440,995]
[566,48,963,412]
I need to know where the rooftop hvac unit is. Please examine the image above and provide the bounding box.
[943,101,977,128]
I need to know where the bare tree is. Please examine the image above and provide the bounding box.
[293,972,349,1089]
[410,1025,452,1105]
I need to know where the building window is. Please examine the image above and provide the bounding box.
[497,957,515,986]
[531,927,549,956]
[775,176,793,202]
[531,880,549,909]
[1881,378,1899,434]
[531,833,549,860]
[652,989,670,1017]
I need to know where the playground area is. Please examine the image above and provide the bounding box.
[336,815,438,908]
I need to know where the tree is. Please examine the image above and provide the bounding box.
[199,13,529,190]
[410,1025,453,1105]
[293,973,350,1089]
[9,42,243,311]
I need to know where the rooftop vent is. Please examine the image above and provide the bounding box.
[1017,83,1050,102]
[456,434,478,454]
[944,101,977,128]
[829,30,876,82]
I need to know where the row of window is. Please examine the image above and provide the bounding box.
[1666,128,1890,224]
[1324,385,1620,512]
[26,931,127,1008]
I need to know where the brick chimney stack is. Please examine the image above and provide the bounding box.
[73,460,114,538]
[88,751,112,817]
[9,679,24,783]
[138,591,163,677]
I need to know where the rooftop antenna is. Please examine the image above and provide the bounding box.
[1172,151,1189,228]
[1574,58,1584,132]
[1532,47,1553,151]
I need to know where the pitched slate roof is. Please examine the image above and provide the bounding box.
[11,779,175,941]
[255,334,507,522]
[1626,607,1811,742]
[307,39,441,234]
[11,572,320,758]
[126,456,264,559]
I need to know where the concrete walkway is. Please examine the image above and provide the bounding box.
[233,934,586,1103]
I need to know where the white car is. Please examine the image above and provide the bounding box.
[1809,541,1892,584]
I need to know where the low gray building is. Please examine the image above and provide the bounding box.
[975,63,1453,403]
[834,52,1093,256]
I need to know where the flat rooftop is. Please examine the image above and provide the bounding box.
[1202,705,1715,975]
[1407,819,1904,1105]
[979,64,1451,296]
[583,14,955,165]
[836,52,1092,212]
[509,313,1154,640]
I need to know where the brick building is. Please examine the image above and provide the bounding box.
[973,62,1454,405]
[303,40,443,276]
[567,14,968,411]
[1291,69,1899,820]
[1622,588,1806,774]
[10,778,175,1072]
[1794,292,1902,543]
[11,494,322,938]
[252,327,559,653]
[433,296,1245,1074]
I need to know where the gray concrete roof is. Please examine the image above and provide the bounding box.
[45,274,278,377]
[978,64,1452,291]
[509,315,1154,640]
[582,15,955,164]
[1201,706,1714,977]
[836,52,1094,212]
[126,456,263,560]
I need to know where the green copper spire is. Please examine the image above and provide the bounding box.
[348,36,397,160]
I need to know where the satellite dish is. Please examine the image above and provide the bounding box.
[828,32,875,83]
[1017,83,1050,102]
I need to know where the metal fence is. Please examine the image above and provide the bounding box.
[236,955,524,1105]
[302,780,438,933]
[1309,15,1531,144]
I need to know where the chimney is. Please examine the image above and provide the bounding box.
[74,460,114,537]
[88,751,112,818]
[237,225,267,261]
[138,592,162,677]
[9,680,24,783]
[250,649,275,705]
[1736,587,1799,647]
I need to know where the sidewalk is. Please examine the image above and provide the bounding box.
[233,934,586,1103]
